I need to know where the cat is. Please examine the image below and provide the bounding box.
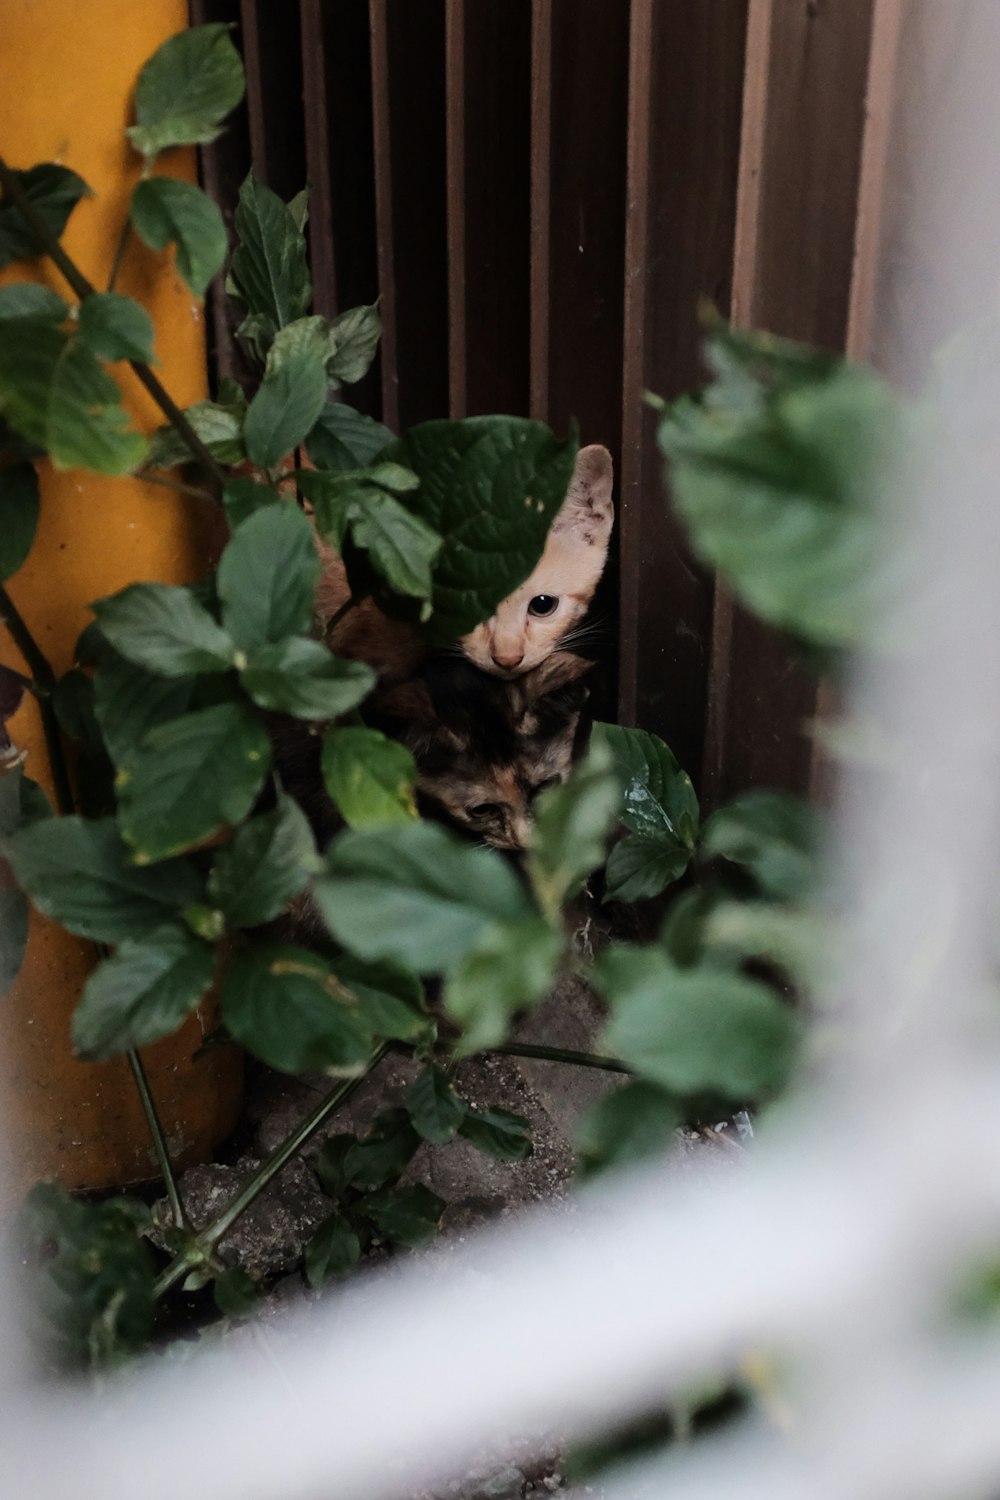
[314,443,614,682]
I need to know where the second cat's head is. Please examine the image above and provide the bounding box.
[461,443,614,677]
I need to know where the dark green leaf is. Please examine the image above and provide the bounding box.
[326,304,381,384]
[603,835,691,905]
[0,283,67,320]
[213,1266,258,1317]
[127,23,246,158]
[315,822,533,972]
[659,887,736,970]
[234,311,277,367]
[0,886,29,997]
[52,669,101,748]
[305,400,392,472]
[72,921,214,1059]
[300,467,442,601]
[599,947,800,1103]
[459,1106,533,1162]
[117,702,271,860]
[700,790,820,901]
[243,351,328,470]
[305,1212,360,1287]
[222,476,280,530]
[593,723,699,846]
[314,1134,358,1198]
[92,582,235,676]
[406,1065,465,1144]
[217,501,320,650]
[359,1183,445,1249]
[229,172,311,331]
[575,1081,680,1178]
[207,794,318,928]
[147,396,246,468]
[241,638,375,719]
[1,816,203,942]
[0,769,51,834]
[528,739,621,916]
[328,954,428,1041]
[0,165,90,268]
[445,917,561,1053]
[130,177,228,298]
[220,944,373,1074]
[0,460,39,580]
[381,416,578,639]
[78,292,155,363]
[322,726,417,828]
[344,1109,421,1190]
[92,651,194,768]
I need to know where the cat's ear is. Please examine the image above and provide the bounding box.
[551,443,614,549]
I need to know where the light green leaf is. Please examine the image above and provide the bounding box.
[305,1213,360,1288]
[78,292,155,364]
[92,652,194,768]
[321,726,417,828]
[326,304,381,385]
[220,945,373,1074]
[217,501,320,650]
[0,461,39,580]
[222,476,280,530]
[0,283,67,321]
[72,921,214,1059]
[305,400,392,472]
[243,351,329,470]
[286,187,310,233]
[444,917,561,1053]
[299,467,442,601]
[700,790,820,901]
[0,165,90,268]
[240,638,375,719]
[315,822,532,972]
[131,177,227,299]
[459,1107,533,1162]
[117,702,271,861]
[229,172,311,331]
[147,395,246,469]
[528,739,621,917]
[359,1183,444,1249]
[599,947,800,1103]
[575,1081,680,1178]
[127,23,246,158]
[406,1065,464,1144]
[207,794,318,928]
[264,315,331,374]
[1,815,203,942]
[92,582,235,676]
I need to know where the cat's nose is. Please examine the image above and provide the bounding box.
[491,650,524,670]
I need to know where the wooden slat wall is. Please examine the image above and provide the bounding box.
[194,0,893,804]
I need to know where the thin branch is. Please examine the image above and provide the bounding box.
[486,1041,633,1076]
[326,594,359,634]
[0,583,75,816]
[106,217,132,292]
[136,469,216,503]
[128,1050,188,1230]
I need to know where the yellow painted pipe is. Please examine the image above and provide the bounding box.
[0,0,242,1203]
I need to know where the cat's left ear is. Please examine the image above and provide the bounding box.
[551,444,614,548]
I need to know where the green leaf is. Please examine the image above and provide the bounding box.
[131,177,227,299]
[381,416,578,639]
[327,955,428,1042]
[406,1065,465,1144]
[127,23,246,158]
[703,899,829,989]
[0,886,29,998]
[243,351,329,470]
[343,1109,421,1190]
[459,1106,533,1162]
[444,918,561,1053]
[326,304,381,384]
[359,1183,445,1249]
[0,165,90,268]
[1,816,203,942]
[528,739,621,917]
[599,947,800,1103]
[300,467,442,600]
[575,1081,680,1178]
[700,790,820,901]
[0,461,39,580]
[234,311,277,367]
[207,794,318,928]
[321,726,417,828]
[240,638,375,719]
[0,769,51,834]
[286,187,310,232]
[0,283,67,320]
[313,1134,358,1198]
[92,582,235,676]
[147,396,246,469]
[217,501,320,650]
[117,701,271,861]
[263,315,331,373]
[72,921,214,1059]
[92,652,194,768]
[603,836,692,905]
[220,945,373,1074]
[222,476,280,530]
[229,172,311,331]
[659,887,736,970]
[315,822,533,972]
[593,723,699,846]
[305,1212,360,1287]
[305,400,392,472]
[213,1266,258,1317]
[78,292,155,363]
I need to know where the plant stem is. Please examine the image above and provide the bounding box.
[106,218,131,292]
[0,583,75,816]
[153,1046,389,1299]
[136,469,216,503]
[128,1049,188,1229]
[486,1041,633,1076]
[0,155,227,498]
[326,595,359,634]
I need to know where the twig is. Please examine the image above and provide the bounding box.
[326,594,359,634]
[486,1041,633,1076]
[128,1049,188,1230]
[106,217,132,292]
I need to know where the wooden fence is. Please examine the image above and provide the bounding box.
[192,0,905,807]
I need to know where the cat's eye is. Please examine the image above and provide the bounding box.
[468,802,502,821]
[528,594,559,617]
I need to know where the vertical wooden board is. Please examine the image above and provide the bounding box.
[371,0,449,433]
[619,0,748,785]
[300,0,339,318]
[703,0,876,808]
[239,0,308,201]
[447,0,532,419]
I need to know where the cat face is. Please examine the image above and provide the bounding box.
[372,652,594,850]
[461,443,614,677]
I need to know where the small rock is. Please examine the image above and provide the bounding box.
[464,1464,527,1500]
